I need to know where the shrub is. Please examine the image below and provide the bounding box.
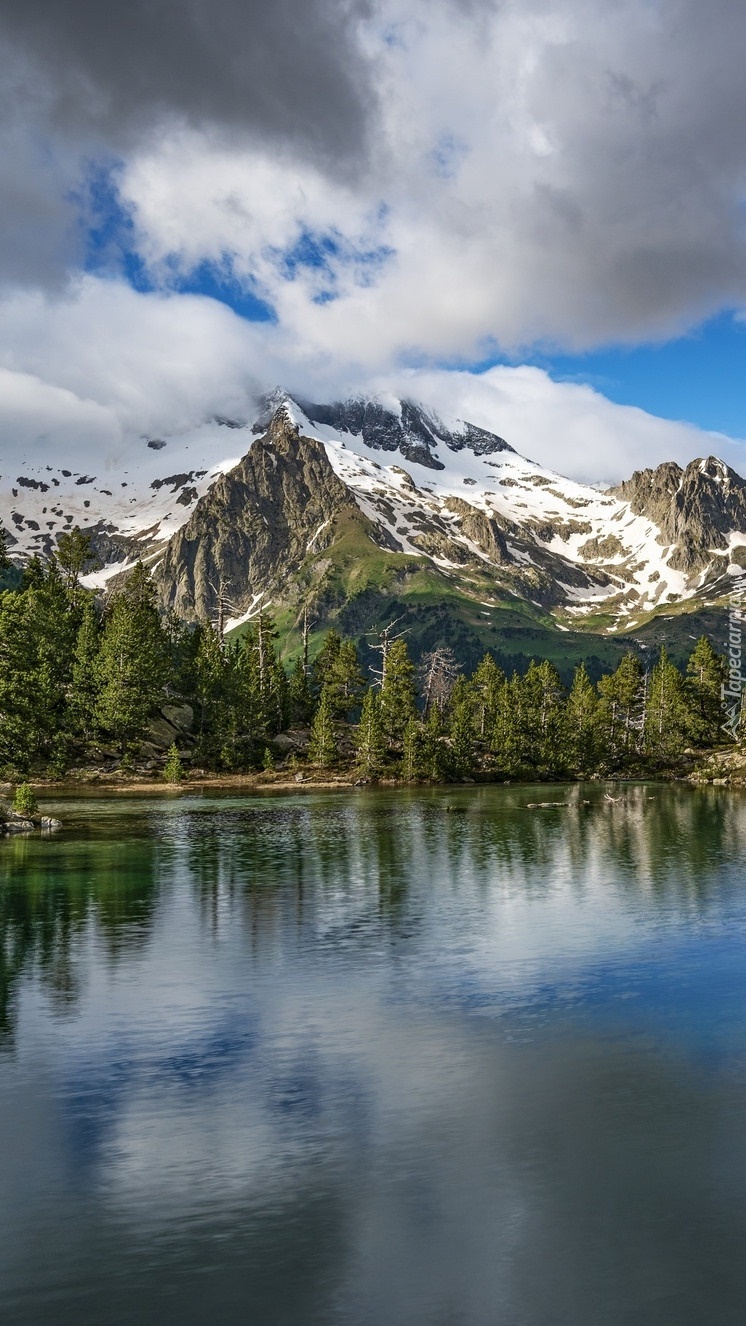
[163,743,184,784]
[13,783,38,817]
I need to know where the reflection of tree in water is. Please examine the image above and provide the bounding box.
[13,786,732,1024]
[0,831,160,1045]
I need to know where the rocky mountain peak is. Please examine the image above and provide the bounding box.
[152,409,358,623]
[612,455,746,570]
[250,391,515,471]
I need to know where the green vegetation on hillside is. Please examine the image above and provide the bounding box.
[0,541,734,783]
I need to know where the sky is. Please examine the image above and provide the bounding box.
[2,0,746,483]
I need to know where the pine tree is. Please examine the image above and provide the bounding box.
[449,700,475,778]
[311,629,342,697]
[379,639,417,745]
[597,652,644,766]
[95,563,169,753]
[308,686,338,767]
[564,663,599,773]
[55,526,95,601]
[288,656,314,723]
[68,599,101,741]
[422,704,448,781]
[327,639,366,720]
[0,565,76,772]
[163,743,184,783]
[193,623,232,765]
[644,647,690,764]
[491,676,522,776]
[471,654,505,739]
[240,611,287,737]
[401,717,428,781]
[513,661,565,773]
[686,636,726,746]
[355,688,386,778]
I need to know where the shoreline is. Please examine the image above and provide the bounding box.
[0,770,702,798]
[1,746,741,798]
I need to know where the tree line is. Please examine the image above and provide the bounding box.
[0,532,733,781]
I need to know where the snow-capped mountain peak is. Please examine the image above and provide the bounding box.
[2,390,745,633]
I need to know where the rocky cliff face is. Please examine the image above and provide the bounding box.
[611,457,746,571]
[252,392,513,471]
[153,408,357,621]
[7,382,746,640]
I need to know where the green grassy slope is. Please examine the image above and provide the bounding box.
[229,508,728,679]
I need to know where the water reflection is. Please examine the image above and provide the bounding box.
[0,783,743,1042]
[0,833,161,1042]
[1,785,746,1325]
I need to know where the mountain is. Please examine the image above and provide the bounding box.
[1,389,743,672]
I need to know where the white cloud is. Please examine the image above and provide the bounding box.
[381,365,746,485]
[0,277,742,486]
[112,0,746,365]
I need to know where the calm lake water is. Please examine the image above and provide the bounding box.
[1,783,746,1325]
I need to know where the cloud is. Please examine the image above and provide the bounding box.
[0,277,742,485]
[0,0,375,164]
[5,0,746,442]
[381,364,746,486]
[95,0,746,364]
[0,0,377,288]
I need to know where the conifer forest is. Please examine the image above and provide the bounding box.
[0,531,731,784]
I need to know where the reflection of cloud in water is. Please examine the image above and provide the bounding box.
[2,785,746,1323]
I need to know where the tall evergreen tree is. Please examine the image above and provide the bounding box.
[422,703,448,781]
[597,652,644,766]
[355,688,386,778]
[644,647,691,764]
[401,716,429,781]
[241,611,288,737]
[193,623,236,765]
[308,685,338,767]
[327,639,366,720]
[95,563,169,753]
[0,566,75,772]
[55,526,95,601]
[449,700,476,778]
[68,599,101,742]
[517,660,565,773]
[288,656,314,724]
[471,654,505,739]
[379,639,417,745]
[564,662,599,773]
[686,636,727,746]
[311,629,342,697]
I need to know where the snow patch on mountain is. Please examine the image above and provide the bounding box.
[2,387,744,626]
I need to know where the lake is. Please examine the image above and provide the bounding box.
[1,782,746,1325]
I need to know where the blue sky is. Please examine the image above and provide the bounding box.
[527,315,746,441]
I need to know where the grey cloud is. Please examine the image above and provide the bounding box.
[0,0,376,164]
[0,0,379,288]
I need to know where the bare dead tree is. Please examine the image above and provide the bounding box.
[419,647,461,714]
[208,575,236,646]
[301,604,312,676]
[368,617,408,689]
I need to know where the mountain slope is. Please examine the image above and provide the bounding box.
[1,388,744,667]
